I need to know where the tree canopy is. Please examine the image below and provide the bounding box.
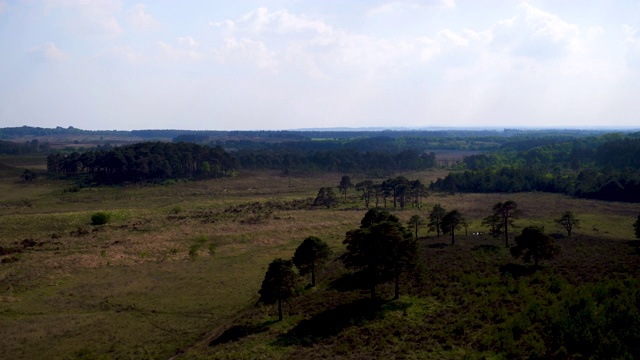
[556,211,580,237]
[342,209,416,299]
[441,210,464,245]
[292,236,332,287]
[493,201,519,247]
[258,258,297,321]
[428,204,447,236]
[510,226,561,267]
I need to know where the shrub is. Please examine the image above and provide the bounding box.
[91,212,111,225]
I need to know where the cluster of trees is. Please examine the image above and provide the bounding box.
[258,200,585,322]
[433,135,640,203]
[258,209,418,320]
[0,139,49,155]
[237,148,437,173]
[46,142,238,184]
[431,166,640,202]
[258,236,332,321]
[314,176,429,210]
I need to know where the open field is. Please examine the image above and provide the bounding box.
[1,160,639,359]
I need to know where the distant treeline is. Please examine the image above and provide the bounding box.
[431,136,640,202]
[0,139,50,155]
[2,125,625,142]
[236,148,437,173]
[47,142,238,184]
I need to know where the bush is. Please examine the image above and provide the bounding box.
[91,212,111,225]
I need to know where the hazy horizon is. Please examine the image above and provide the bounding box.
[1,1,640,131]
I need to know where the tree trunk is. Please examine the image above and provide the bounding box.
[504,218,509,247]
[277,298,283,321]
[371,283,376,299]
[311,268,316,287]
[394,272,400,300]
[451,228,455,245]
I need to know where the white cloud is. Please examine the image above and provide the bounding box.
[98,46,145,64]
[157,41,204,62]
[28,42,69,61]
[235,7,333,35]
[127,3,159,31]
[43,0,124,37]
[623,25,640,67]
[178,36,199,47]
[213,37,278,70]
[490,3,580,59]
[367,0,454,16]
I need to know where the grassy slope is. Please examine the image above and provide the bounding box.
[0,160,639,359]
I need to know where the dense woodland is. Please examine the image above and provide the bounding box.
[431,136,640,202]
[46,142,238,184]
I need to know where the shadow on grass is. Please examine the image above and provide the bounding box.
[428,242,447,249]
[209,320,278,347]
[627,240,640,255]
[329,270,371,292]
[472,244,500,252]
[275,298,390,347]
[499,263,537,279]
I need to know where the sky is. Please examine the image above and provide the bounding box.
[1,0,640,131]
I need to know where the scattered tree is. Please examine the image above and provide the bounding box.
[428,204,447,236]
[482,213,503,238]
[338,175,353,202]
[556,211,580,237]
[258,258,296,321]
[407,214,426,239]
[634,214,640,239]
[441,210,464,245]
[355,180,374,209]
[313,187,337,208]
[292,236,332,287]
[493,200,520,247]
[21,169,37,182]
[343,209,415,299]
[510,226,561,267]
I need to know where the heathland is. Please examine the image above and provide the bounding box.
[1,127,639,359]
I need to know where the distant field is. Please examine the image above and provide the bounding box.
[0,157,639,359]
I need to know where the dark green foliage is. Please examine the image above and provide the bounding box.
[47,142,237,184]
[481,213,502,238]
[441,210,464,245]
[90,212,111,225]
[293,236,332,287]
[338,175,353,202]
[407,215,425,239]
[555,211,580,237]
[510,226,561,267]
[431,135,640,203]
[313,187,337,208]
[427,204,446,236]
[21,169,37,182]
[493,200,519,247]
[259,258,296,321]
[342,209,416,299]
[355,180,374,209]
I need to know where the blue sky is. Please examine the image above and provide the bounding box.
[1,0,639,130]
